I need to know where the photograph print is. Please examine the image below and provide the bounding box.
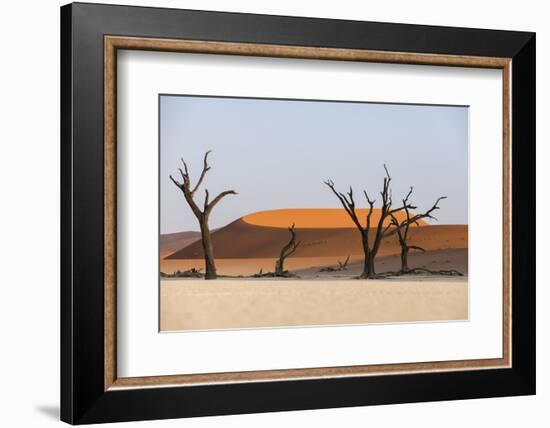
[159,95,468,332]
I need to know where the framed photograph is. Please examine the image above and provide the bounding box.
[61,2,535,424]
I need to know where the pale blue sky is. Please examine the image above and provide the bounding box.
[160,95,468,234]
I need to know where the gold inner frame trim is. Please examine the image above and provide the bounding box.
[104,35,512,391]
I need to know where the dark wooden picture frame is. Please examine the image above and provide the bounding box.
[61,2,535,424]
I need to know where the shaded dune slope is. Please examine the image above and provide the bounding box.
[160,231,201,258]
[166,219,467,260]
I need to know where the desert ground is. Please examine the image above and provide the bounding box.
[160,276,468,331]
[160,208,468,331]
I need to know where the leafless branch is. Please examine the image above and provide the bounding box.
[191,150,212,195]
[206,189,238,213]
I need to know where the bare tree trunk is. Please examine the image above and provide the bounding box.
[199,218,217,280]
[365,246,377,278]
[357,232,377,278]
[275,224,301,276]
[368,230,387,276]
[274,260,284,276]
[400,246,409,273]
[169,150,237,280]
[360,233,373,278]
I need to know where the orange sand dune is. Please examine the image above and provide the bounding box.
[243,208,427,229]
[167,218,467,260]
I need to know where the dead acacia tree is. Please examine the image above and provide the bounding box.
[324,165,413,279]
[169,150,237,280]
[389,187,446,273]
[274,224,301,276]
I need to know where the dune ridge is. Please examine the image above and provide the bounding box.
[242,208,427,229]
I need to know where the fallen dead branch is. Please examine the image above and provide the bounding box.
[251,268,298,278]
[319,256,351,272]
[370,267,464,279]
[162,267,204,278]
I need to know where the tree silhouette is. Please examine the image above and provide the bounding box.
[389,187,446,273]
[274,224,301,276]
[324,165,413,279]
[169,150,237,280]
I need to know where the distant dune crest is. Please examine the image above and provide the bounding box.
[242,208,428,229]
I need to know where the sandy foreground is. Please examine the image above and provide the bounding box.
[160,277,468,331]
